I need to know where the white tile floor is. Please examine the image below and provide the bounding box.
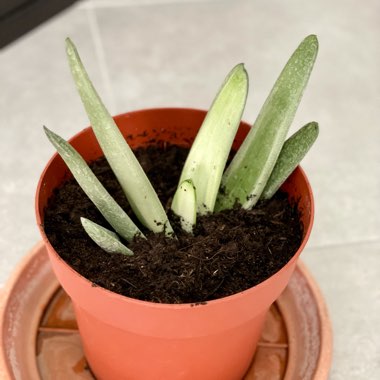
[1,0,379,378]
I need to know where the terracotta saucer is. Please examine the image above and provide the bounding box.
[0,242,332,379]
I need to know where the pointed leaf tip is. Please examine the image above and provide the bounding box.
[80,217,134,256]
[171,179,197,234]
[235,62,245,71]
[311,121,319,132]
[43,126,59,144]
[216,34,319,211]
[43,127,143,241]
[232,63,248,82]
[65,37,75,52]
[65,37,174,236]
[306,34,318,43]
[177,63,248,214]
[260,120,319,200]
[303,34,319,53]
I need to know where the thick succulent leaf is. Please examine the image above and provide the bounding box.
[44,126,143,242]
[65,38,173,236]
[81,217,133,256]
[216,35,319,211]
[171,180,196,234]
[177,64,248,215]
[261,122,319,200]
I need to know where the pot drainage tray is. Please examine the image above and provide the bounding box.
[0,242,332,379]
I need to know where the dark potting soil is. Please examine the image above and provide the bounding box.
[44,144,303,304]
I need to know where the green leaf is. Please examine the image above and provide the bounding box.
[44,126,143,242]
[171,180,196,234]
[261,122,319,200]
[81,217,133,256]
[65,38,174,236]
[215,35,319,211]
[177,63,248,215]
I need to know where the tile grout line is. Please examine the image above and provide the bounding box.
[85,1,116,113]
[306,238,380,251]
[78,0,225,10]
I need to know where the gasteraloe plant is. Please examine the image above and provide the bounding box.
[45,35,319,255]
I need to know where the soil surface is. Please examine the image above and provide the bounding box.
[44,144,303,304]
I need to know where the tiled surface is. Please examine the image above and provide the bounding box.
[303,242,380,379]
[0,0,379,378]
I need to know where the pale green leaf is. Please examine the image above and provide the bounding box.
[177,64,248,215]
[171,180,196,234]
[44,126,143,242]
[81,217,133,256]
[66,38,173,236]
[261,122,319,200]
[215,35,318,211]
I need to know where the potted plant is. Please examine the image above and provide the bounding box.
[36,35,318,380]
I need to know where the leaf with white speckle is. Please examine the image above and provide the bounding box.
[81,217,133,256]
[216,35,319,211]
[66,38,173,236]
[44,126,143,242]
[261,121,319,200]
[171,180,196,234]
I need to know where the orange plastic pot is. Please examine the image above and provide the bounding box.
[36,108,314,380]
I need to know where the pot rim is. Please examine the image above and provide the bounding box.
[35,107,314,309]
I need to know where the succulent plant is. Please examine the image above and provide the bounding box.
[44,35,319,255]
